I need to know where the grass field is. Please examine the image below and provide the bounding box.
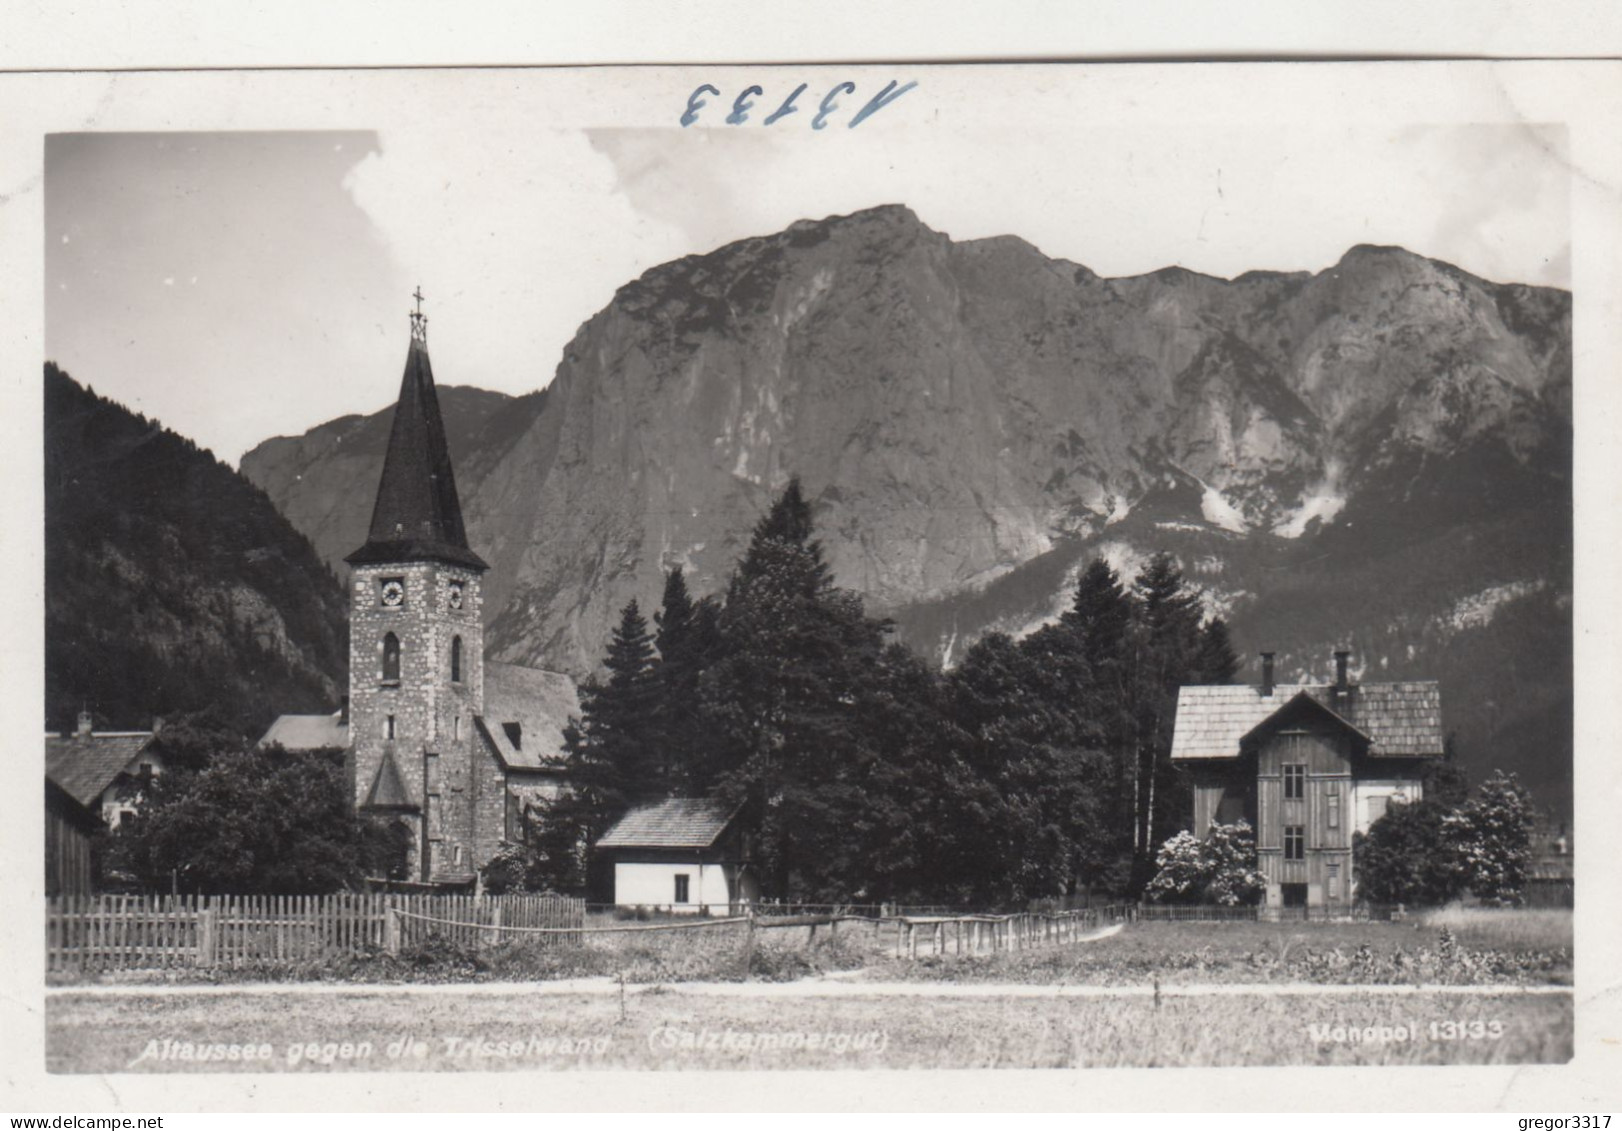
[870,912,1572,986]
[48,910,1572,990]
[43,913,1574,1072]
[46,983,1572,1072]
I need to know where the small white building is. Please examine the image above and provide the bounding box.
[595,798,758,913]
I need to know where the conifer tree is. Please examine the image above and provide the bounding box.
[1194,617,1241,684]
[702,478,890,899]
[651,567,723,792]
[557,597,661,846]
[1129,553,1206,872]
[1061,558,1138,878]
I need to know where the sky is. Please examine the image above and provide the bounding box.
[44,119,1571,466]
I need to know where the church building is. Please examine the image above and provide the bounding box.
[263,296,577,886]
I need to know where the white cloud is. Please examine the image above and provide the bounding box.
[340,122,1570,400]
[342,128,691,392]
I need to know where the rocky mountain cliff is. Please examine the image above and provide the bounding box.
[241,205,1572,813]
[46,364,348,738]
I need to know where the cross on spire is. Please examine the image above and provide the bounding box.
[409,285,428,344]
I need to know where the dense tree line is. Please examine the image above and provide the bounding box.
[94,712,409,894]
[511,478,1239,906]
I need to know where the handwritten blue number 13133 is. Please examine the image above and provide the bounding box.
[681,81,918,129]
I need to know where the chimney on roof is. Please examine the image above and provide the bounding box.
[1260,652,1275,697]
[151,716,165,735]
[1335,650,1351,692]
[76,710,93,738]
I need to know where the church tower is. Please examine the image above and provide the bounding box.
[345,292,490,883]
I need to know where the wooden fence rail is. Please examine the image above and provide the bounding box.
[46,892,584,973]
[892,906,1129,959]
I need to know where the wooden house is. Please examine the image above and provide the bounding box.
[45,776,99,897]
[595,798,758,913]
[1171,651,1443,914]
[44,712,164,830]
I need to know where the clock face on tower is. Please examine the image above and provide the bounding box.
[447,581,465,610]
[380,578,405,607]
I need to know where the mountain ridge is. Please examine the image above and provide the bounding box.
[239,204,1572,814]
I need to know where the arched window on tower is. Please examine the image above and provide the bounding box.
[451,635,463,683]
[382,632,401,683]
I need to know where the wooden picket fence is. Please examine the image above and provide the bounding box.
[45,892,583,973]
[892,906,1128,959]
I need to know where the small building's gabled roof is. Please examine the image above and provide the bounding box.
[477,661,579,771]
[44,731,155,807]
[361,750,417,811]
[1171,681,1444,761]
[596,798,742,850]
[345,336,488,572]
[257,712,349,752]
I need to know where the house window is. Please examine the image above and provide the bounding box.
[1284,825,1305,861]
[451,636,463,683]
[674,874,691,904]
[1327,786,1341,829]
[384,714,396,740]
[1283,763,1306,800]
[1328,863,1341,900]
[382,633,401,683]
[452,714,461,742]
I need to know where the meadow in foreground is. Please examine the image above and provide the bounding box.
[46,911,1571,990]
[47,983,1571,1072]
[878,913,1572,987]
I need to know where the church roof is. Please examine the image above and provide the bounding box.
[346,330,488,571]
[1171,681,1444,761]
[45,731,156,807]
[476,661,580,771]
[597,798,742,850]
[256,711,348,752]
[361,750,418,811]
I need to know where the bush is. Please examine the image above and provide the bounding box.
[1145,821,1264,906]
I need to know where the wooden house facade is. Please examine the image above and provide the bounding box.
[1172,651,1443,914]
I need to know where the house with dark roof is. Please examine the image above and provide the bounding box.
[260,300,579,887]
[1171,650,1443,914]
[595,798,757,912]
[44,711,164,830]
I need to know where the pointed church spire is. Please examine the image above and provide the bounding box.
[345,291,489,571]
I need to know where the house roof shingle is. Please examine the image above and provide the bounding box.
[477,661,579,771]
[1171,682,1444,761]
[44,732,155,807]
[596,798,741,849]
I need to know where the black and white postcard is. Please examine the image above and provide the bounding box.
[3,46,1619,1114]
